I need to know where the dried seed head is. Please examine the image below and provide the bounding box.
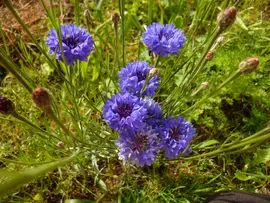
[149,68,159,77]
[217,7,237,31]
[112,12,120,28]
[206,51,214,61]
[32,88,52,109]
[238,57,259,74]
[0,96,15,115]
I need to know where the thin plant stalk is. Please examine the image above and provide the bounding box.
[44,107,71,135]
[180,71,241,115]
[11,111,62,142]
[119,0,126,66]
[0,53,33,93]
[185,27,221,87]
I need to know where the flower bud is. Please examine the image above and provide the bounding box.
[32,88,52,109]
[0,95,15,115]
[217,7,237,31]
[149,68,159,77]
[112,12,120,29]
[238,57,259,74]
[206,51,214,61]
[57,141,64,148]
[201,82,209,90]
[217,36,224,45]
[84,9,91,23]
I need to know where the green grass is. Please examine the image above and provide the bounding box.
[0,0,270,202]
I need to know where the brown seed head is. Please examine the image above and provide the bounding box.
[32,88,52,109]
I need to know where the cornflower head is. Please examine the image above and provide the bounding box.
[142,22,186,57]
[117,126,159,167]
[160,116,196,160]
[143,98,163,128]
[118,61,160,97]
[102,92,148,131]
[46,24,94,65]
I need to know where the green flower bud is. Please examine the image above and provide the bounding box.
[238,57,259,74]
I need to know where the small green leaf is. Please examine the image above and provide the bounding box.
[97,179,108,194]
[198,140,220,149]
[253,148,270,164]
[234,170,253,181]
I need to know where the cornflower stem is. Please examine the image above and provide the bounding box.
[44,107,71,135]
[119,0,126,66]
[114,21,119,71]
[189,84,206,98]
[0,53,33,94]
[140,74,151,95]
[179,132,270,161]
[185,27,221,88]
[10,111,62,142]
[107,19,120,89]
[154,55,160,67]
[180,71,241,115]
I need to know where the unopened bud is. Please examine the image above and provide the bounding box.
[238,57,259,74]
[112,12,120,29]
[217,36,224,45]
[149,68,159,77]
[201,82,209,90]
[57,141,64,148]
[84,9,91,23]
[217,7,237,31]
[0,95,15,115]
[32,88,52,109]
[206,51,214,61]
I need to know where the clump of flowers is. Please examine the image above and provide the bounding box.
[46,24,94,65]
[141,22,186,57]
[103,58,196,166]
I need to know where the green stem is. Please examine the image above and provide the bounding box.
[185,27,221,87]
[180,71,241,115]
[119,0,126,66]
[115,23,119,71]
[45,107,71,135]
[11,111,61,141]
[182,132,270,161]
[0,53,33,93]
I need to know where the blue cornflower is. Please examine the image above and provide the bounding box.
[102,92,148,131]
[143,98,163,128]
[118,61,160,97]
[142,22,186,57]
[160,117,196,159]
[117,127,159,167]
[46,24,94,65]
